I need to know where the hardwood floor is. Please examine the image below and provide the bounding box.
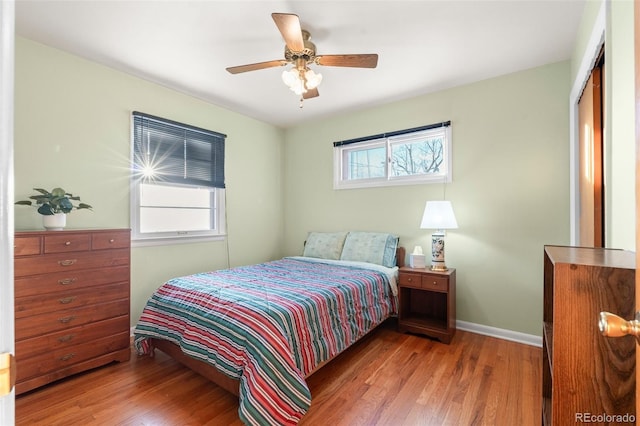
[16,319,541,425]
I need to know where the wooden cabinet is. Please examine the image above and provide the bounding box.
[542,245,635,425]
[14,229,131,394]
[397,266,456,344]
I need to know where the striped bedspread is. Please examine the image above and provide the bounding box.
[133,256,398,425]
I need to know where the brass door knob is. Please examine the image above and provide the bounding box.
[599,311,640,343]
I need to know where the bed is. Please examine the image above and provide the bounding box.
[133,231,404,425]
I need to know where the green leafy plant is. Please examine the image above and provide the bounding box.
[15,187,92,215]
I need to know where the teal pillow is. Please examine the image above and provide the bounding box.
[303,232,349,260]
[340,232,399,267]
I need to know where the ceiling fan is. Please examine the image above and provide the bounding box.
[226,13,378,102]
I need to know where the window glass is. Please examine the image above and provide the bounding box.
[345,145,386,180]
[390,133,445,177]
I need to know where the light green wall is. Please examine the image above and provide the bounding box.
[282,62,571,336]
[570,0,604,84]
[14,37,285,324]
[605,0,635,250]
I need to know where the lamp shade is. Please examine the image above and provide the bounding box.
[420,201,458,230]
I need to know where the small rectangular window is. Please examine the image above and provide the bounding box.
[131,112,226,245]
[334,122,451,189]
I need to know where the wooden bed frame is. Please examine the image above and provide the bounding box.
[150,247,406,398]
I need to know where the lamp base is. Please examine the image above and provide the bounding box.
[430,232,448,271]
[429,264,449,272]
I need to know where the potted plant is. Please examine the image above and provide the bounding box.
[16,187,92,230]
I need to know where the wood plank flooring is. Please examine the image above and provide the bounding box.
[16,319,541,425]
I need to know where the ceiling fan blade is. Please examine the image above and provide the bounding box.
[316,54,379,68]
[272,13,304,52]
[303,88,319,99]
[226,59,288,74]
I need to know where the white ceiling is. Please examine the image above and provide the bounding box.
[15,0,586,128]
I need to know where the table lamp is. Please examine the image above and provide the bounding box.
[420,200,458,271]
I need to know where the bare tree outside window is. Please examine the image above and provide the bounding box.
[391,137,444,176]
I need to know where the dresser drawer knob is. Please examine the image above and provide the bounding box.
[109,239,115,243]
[57,334,75,343]
[64,241,71,246]
[58,278,77,286]
[59,353,75,362]
[58,297,76,305]
[58,316,76,324]
[58,259,77,266]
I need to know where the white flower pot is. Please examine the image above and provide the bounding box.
[43,213,66,231]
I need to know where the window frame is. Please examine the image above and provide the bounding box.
[333,122,452,190]
[130,112,227,246]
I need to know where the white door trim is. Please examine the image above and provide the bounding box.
[0,0,15,422]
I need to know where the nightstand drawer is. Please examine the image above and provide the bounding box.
[398,272,422,289]
[422,275,448,292]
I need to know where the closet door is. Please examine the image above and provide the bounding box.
[578,56,604,247]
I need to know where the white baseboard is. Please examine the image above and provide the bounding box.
[457,320,542,347]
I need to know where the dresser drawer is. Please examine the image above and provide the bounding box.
[15,265,130,298]
[16,331,130,382]
[16,315,129,360]
[15,282,129,318]
[15,299,130,340]
[92,230,130,250]
[398,272,422,289]
[44,233,91,254]
[421,275,448,292]
[15,248,130,277]
[16,315,130,360]
[15,236,41,256]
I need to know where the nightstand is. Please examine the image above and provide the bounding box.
[397,266,456,344]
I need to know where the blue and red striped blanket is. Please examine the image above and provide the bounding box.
[133,256,397,425]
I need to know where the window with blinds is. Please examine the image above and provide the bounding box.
[333,121,452,189]
[130,112,227,244]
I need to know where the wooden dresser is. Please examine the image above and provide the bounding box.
[542,245,635,425]
[14,228,131,394]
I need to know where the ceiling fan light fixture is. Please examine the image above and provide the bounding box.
[281,67,322,95]
[304,68,322,89]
